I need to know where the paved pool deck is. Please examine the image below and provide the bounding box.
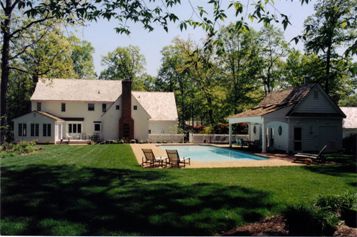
[131,143,302,168]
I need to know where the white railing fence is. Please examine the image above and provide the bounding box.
[189,133,249,144]
[148,134,185,143]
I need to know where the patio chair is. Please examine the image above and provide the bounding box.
[141,149,166,168]
[165,149,191,168]
[293,145,327,164]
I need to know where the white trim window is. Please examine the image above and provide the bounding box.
[18,123,27,137]
[94,122,101,132]
[30,123,39,137]
[68,123,82,134]
[43,124,51,137]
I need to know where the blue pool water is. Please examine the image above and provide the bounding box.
[160,145,266,161]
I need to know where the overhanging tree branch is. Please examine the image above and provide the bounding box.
[10,14,53,38]
[9,28,49,60]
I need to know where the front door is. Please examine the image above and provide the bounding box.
[294,127,302,151]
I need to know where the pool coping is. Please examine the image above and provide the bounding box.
[130,143,303,168]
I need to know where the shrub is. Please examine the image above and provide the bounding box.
[14,141,38,154]
[315,192,356,214]
[284,192,357,235]
[284,204,338,236]
[0,141,39,156]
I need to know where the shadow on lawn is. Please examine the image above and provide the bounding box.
[303,154,357,178]
[1,165,274,236]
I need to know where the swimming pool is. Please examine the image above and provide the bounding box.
[159,145,266,161]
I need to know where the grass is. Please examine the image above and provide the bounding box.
[1,144,356,235]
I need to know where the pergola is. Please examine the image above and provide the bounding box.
[227,115,267,152]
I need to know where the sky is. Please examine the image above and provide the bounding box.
[71,0,315,76]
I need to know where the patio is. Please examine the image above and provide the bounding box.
[131,144,302,168]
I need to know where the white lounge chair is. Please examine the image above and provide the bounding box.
[294,145,328,163]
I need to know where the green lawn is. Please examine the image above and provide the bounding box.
[1,144,356,235]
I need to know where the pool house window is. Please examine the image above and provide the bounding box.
[18,123,27,136]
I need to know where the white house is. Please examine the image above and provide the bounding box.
[12,79,178,143]
[340,107,357,138]
[227,84,346,153]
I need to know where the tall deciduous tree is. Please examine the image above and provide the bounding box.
[99,45,146,86]
[70,36,96,79]
[302,0,356,95]
[216,25,264,114]
[258,25,288,94]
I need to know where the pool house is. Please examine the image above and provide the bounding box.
[227,84,345,153]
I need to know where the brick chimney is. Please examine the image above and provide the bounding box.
[119,79,134,139]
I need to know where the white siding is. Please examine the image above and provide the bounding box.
[288,118,343,152]
[32,100,111,138]
[267,121,289,151]
[13,112,58,143]
[293,87,336,114]
[131,96,150,141]
[102,97,122,140]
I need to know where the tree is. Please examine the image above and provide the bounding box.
[257,25,288,94]
[216,25,264,114]
[302,0,357,94]
[19,24,77,88]
[99,46,146,86]
[283,49,326,87]
[156,38,196,129]
[69,36,96,79]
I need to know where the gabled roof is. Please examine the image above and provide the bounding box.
[31,78,122,102]
[228,84,314,119]
[12,111,64,122]
[341,107,357,128]
[228,84,346,119]
[30,79,178,121]
[132,91,178,121]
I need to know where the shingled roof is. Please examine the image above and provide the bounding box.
[31,79,122,102]
[30,79,178,121]
[133,92,178,121]
[341,107,357,129]
[228,84,315,118]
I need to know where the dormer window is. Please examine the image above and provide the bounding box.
[37,102,41,111]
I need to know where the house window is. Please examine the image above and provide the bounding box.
[61,103,66,112]
[68,124,81,133]
[133,105,137,110]
[30,123,39,137]
[18,123,27,136]
[116,105,120,110]
[313,90,319,99]
[278,126,282,136]
[43,124,51,137]
[88,103,95,111]
[94,123,101,131]
[148,129,151,134]
[102,104,107,112]
[253,125,257,134]
[37,102,41,111]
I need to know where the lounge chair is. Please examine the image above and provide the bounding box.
[165,149,191,168]
[141,149,166,168]
[293,145,327,164]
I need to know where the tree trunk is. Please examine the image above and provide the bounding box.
[0,0,12,143]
